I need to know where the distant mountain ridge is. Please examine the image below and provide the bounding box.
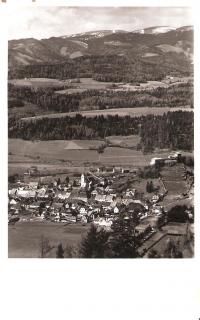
[8,26,193,69]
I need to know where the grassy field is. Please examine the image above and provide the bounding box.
[9,78,66,88]
[9,138,176,170]
[8,221,90,258]
[56,78,113,94]
[9,138,194,176]
[107,135,140,147]
[8,139,103,163]
[21,106,193,122]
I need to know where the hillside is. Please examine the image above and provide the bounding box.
[8,26,193,73]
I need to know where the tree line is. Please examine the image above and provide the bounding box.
[8,82,193,114]
[9,111,194,152]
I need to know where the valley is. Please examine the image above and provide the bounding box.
[8,25,194,259]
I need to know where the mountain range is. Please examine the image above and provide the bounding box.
[8,26,193,69]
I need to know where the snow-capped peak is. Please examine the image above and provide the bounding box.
[133,26,176,34]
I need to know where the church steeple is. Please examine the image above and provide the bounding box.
[81,173,86,189]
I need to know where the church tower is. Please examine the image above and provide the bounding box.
[81,173,86,189]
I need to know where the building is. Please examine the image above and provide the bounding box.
[81,174,86,189]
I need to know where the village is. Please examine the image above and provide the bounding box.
[8,150,194,257]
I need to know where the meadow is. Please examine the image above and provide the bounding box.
[8,221,90,258]
[9,78,66,88]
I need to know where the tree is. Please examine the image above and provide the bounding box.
[65,176,69,185]
[79,224,110,258]
[56,243,64,258]
[163,238,183,258]
[109,213,139,258]
[97,144,105,154]
[39,236,52,258]
[149,181,154,192]
[146,181,150,193]
[167,205,188,223]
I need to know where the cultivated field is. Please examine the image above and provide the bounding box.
[8,221,90,258]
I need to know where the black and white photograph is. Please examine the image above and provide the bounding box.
[1,1,200,320]
[6,6,194,259]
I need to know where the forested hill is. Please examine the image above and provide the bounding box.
[8,27,193,82]
[9,111,194,152]
[8,54,192,83]
[8,82,193,114]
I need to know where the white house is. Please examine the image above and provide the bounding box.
[113,206,119,214]
[79,207,87,215]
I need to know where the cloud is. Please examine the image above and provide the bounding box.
[8,6,193,40]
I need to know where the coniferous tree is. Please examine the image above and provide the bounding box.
[79,224,110,258]
[109,213,139,258]
[56,243,64,258]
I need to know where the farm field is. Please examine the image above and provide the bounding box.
[9,138,176,168]
[9,138,194,175]
[56,77,114,94]
[21,106,193,121]
[8,221,90,258]
[8,139,103,163]
[161,164,188,198]
[9,76,193,91]
[9,78,67,88]
[164,181,187,196]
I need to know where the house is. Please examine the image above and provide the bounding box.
[164,159,177,166]
[152,194,160,204]
[79,207,87,215]
[29,181,39,189]
[27,190,37,198]
[37,188,47,198]
[125,189,136,197]
[16,189,30,198]
[122,199,134,206]
[151,206,163,216]
[150,157,165,166]
[113,206,119,214]
[91,190,98,196]
[56,191,71,200]
[105,195,114,203]
[105,186,114,193]
[93,218,113,229]
[9,199,18,205]
[95,194,106,202]
[8,188,18,196]
[29,201,42,210]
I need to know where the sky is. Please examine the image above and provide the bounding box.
[8,6,193,40]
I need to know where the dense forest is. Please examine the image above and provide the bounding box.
[140,111,194,152]
[8,111,193,151]
[8,55,192,83]
[8,82,193,113]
